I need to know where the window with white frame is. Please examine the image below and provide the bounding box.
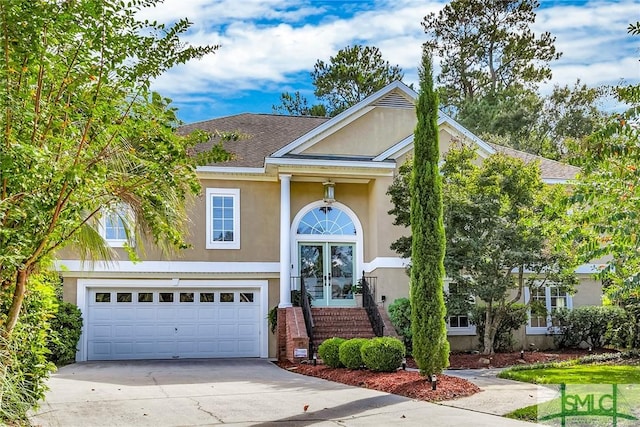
[206,188,240,249]
[445,282,476,335]
[100,204,134,247]
[526,285,572,334]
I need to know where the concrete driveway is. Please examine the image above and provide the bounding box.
[30,359,533,426]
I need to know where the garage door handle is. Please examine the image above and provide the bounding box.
[175,327,178,332]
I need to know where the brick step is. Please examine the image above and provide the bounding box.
[310,307,376,351]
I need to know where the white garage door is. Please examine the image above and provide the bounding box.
[86,288,260,360]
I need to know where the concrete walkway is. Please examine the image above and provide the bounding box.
[30,359,534,427]
[442,368,557,415]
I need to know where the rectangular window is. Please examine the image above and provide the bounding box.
[240,292,254,302]
[159,292,174,303]
[138,292,153,303]
[220,292,234,303]
[95,292,111,303]
[526,285,572,334]
[180,292,194,303]
[101,203,134,248]
[117,292,132,303]
[200,292,215,303]
[206,188,240,249]
[445,282,476,336]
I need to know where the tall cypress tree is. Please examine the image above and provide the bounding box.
[410,48,449,376]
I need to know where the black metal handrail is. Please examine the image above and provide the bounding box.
[361,271,384,337]
[298,277,315,360]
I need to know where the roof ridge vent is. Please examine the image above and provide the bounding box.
[373,92,414,109]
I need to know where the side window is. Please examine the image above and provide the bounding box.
[206,188,240,249]
[526,285,572,334]
[100,204,134,247]
[445,282,476,335]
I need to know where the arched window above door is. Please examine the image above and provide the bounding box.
[296,206,356,235]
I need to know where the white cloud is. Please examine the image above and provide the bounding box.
[143,0,640,121]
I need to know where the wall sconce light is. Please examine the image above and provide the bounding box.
[323,180,335,204]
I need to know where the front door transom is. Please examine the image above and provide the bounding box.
[293,203,362,307]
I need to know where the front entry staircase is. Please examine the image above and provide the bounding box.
[277,274,399,363]
[311,307,377,350]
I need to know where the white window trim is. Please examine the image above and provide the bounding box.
[206,188,240,250]
[444,280,477,336]
[99,204,135,248]
[525,285,573,335]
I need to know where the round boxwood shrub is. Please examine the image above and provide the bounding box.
[318,337,346,368]
[361,337,405,372]
[339,338,368,369]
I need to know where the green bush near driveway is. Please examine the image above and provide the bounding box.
[338,338,368,369]
[318,337,346,368]
[361,337,406,372]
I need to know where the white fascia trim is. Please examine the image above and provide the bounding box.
[265,157,396,170]
[272,81,417,158]
[363,257,410,272]
[197,166,266,174]
[575,263,608,274]
[76,279,269,361]
[542,178,571,185]
[509,263,608,275]
[56,260,280,274]
[438,111,496,156]
[373,135,414,162]
[447,327,477,336]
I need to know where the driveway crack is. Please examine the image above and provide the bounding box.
[189,397,224,423]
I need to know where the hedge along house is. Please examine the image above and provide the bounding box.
[57,81,605,362]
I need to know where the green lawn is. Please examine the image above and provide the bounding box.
[499,364,640,384]
[501,361,640,425]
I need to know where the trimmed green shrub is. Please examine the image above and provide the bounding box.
[470,304,528,352]
[361,337,405,372]
[318,337,346,368]
[48,301,83,366]
[555,305,629,349]
[1,273,57,424]
[339,338,368,369]
[388,298,412,354]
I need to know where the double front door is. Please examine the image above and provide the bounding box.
[299,242,355,307]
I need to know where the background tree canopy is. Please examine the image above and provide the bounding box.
[0,0,227,336]
[273,45,403,117]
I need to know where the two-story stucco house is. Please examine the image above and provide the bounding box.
[57,81,605,362]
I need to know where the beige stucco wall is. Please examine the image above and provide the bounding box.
[301,107,415,157]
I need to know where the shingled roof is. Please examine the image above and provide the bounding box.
[488,143,579,181]
[180,113,329,167]
[180,113,579,181]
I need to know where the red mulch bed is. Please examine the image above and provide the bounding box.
[278,349,612,403]
[279,361,480,402]
[442,348,614,370]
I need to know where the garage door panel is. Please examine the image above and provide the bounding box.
[114,325,134,337]
[135,325,156,336]
[238,324,257,336]
[136,308,156,321]
[177,324,197,337]
[91,325,112,338]
[113,342,134,355]
[90,308,113,321]
[87,287,261,360]
[114,308,136,321]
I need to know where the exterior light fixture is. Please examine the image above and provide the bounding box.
[402,358,407,370]
[431,374,438,390]
[323,180,335,204]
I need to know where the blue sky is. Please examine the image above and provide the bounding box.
[143,0,640,124]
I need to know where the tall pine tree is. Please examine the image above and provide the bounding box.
[410,48,449,376]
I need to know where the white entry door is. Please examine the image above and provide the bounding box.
[86,287,260,360]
